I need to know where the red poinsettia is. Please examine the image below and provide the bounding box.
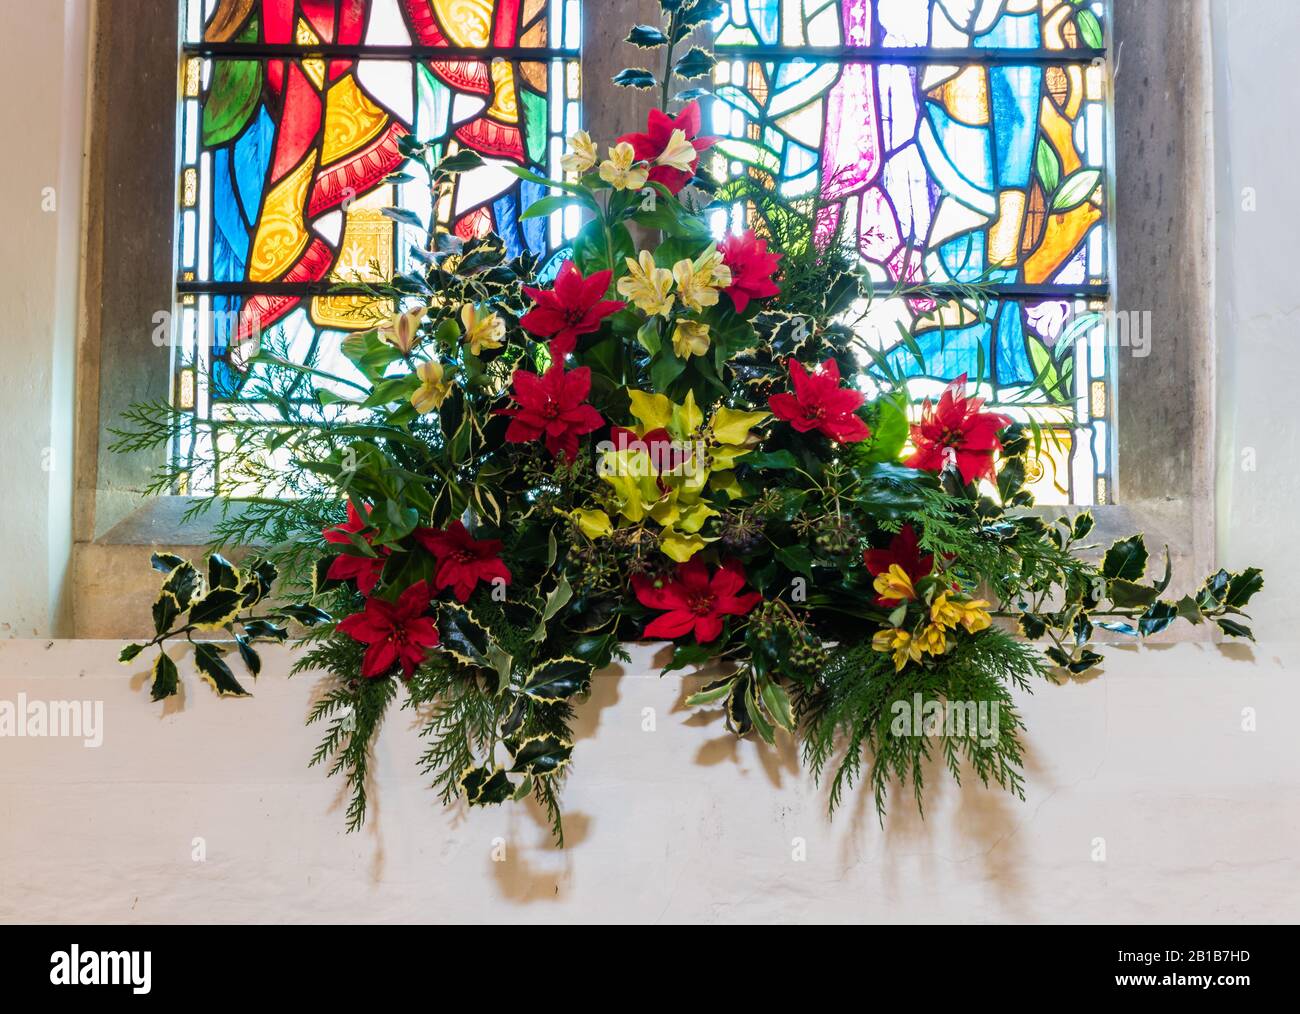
[719,230,782,313]
[519,261,625,358]
[768,358,871,444]
[863,523,935,607]
[498,362,605,461]
[336,580,440,679]
[632,557,762,645]
[414,520,512,603]
[322,501,389,595]
[617,100,717,195]
[905,374,1013,484]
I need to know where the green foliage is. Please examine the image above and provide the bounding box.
[797,630,1045,819]
[112,2,1265,848]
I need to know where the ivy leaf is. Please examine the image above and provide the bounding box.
[522,657,593,701]
[744,450,799,470]
[459,765,514,806]
[775,545,814,578]
[193,642,251,698]
[627,24,668,47]
[613,67,658,90]
[150,652,179,701]
[673,46,716,80]
[1102,534,1148,581]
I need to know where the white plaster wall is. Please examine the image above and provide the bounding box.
[1,638,1298,923]
[0,0,89,637]
[1212,0,1300,640]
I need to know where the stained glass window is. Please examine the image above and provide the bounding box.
[173,0,582,492]
[710,0,1112,504]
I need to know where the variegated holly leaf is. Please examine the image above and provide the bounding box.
[150,652,179,701]
[193,642,251,698]
[459,764,514,806]
[161,561,200,611]
[187,588,244,631]
[207,554,241,591]
[507,735,573,777]
[522,657,592,702]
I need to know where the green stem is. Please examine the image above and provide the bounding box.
[660,14,677,112]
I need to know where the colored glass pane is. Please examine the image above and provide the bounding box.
[174,0,581,491]
[711,1,1111,505]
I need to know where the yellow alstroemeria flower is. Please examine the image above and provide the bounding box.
[560,129,597,175]
[672,246,733,312]
[958,598,993,633]
[460,302,506,356]
[379,305,428,355]
[617,251,676,317]
[411,360,453,414]
[599,142,649,191]
[672,320,711,359]
[656,128,699,173]
[873,564,917,603]
[872,628,924,672]
[916,623,949,657]
[931,592,993,633]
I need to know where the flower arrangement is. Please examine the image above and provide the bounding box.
[114,1,1263,843]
